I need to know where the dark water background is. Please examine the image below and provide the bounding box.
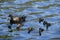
[0,0,60,40]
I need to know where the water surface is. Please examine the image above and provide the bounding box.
[0,0,60,40]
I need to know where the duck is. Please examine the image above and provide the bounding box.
[8,14,26,30]
[39,28,44,36]
[8,14,26,25]
[39,18,44,23]
[28,27,34,34]
[43,21,51,30]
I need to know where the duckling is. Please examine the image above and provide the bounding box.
[39,28,44,36]
[39,18,44,23]
[28,27,34,34]
[20,16,26,23]
[8,25,13,32]
[43,21,51,30]
[8,25,11,29]
[16,24,22,31]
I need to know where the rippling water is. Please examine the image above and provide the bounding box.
[0,0,60,40]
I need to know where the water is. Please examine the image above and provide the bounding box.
[0,0,60,40]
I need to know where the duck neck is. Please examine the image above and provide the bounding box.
[11,16,13,19]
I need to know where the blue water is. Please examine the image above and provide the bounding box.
[0,0,60,40]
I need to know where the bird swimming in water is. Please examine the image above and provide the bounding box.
[8,14,26,24]
[8,25,13,32]
[16,24,22,31]
[8,14,26,31]
[39,28,44,36]
[43,21,51,30]
[39,18,44,23]
[28,27,34,34]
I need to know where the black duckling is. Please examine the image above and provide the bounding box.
[43,21,51,30]
[8,25,13,32]
[20,16,26,23]
[39,28,44,36]
[39,18,44,23]
[28,27,34,34]
[8,25,11,29]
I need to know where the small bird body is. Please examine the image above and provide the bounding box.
[16,24,22,31]
[43,21,51,30]
[39,18,44,23]
[39,28,44,36]
[28,27,34,34]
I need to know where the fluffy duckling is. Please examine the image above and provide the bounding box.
[16,24,22,31]
[28,27,34,34]
[39,18,44,23]
[20,16,26,22]
[39,28,44,36]
[8,25,11,29]
[43,21,51,30]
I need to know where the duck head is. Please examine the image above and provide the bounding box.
[39,28,44,32]
[20,16,26,22]
[43,21,47,25]
[8,14,13,20]
[8,14,13,17]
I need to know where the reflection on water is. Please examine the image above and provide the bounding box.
[0,0,60,40]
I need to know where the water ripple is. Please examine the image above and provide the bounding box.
[0,0,60,40]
